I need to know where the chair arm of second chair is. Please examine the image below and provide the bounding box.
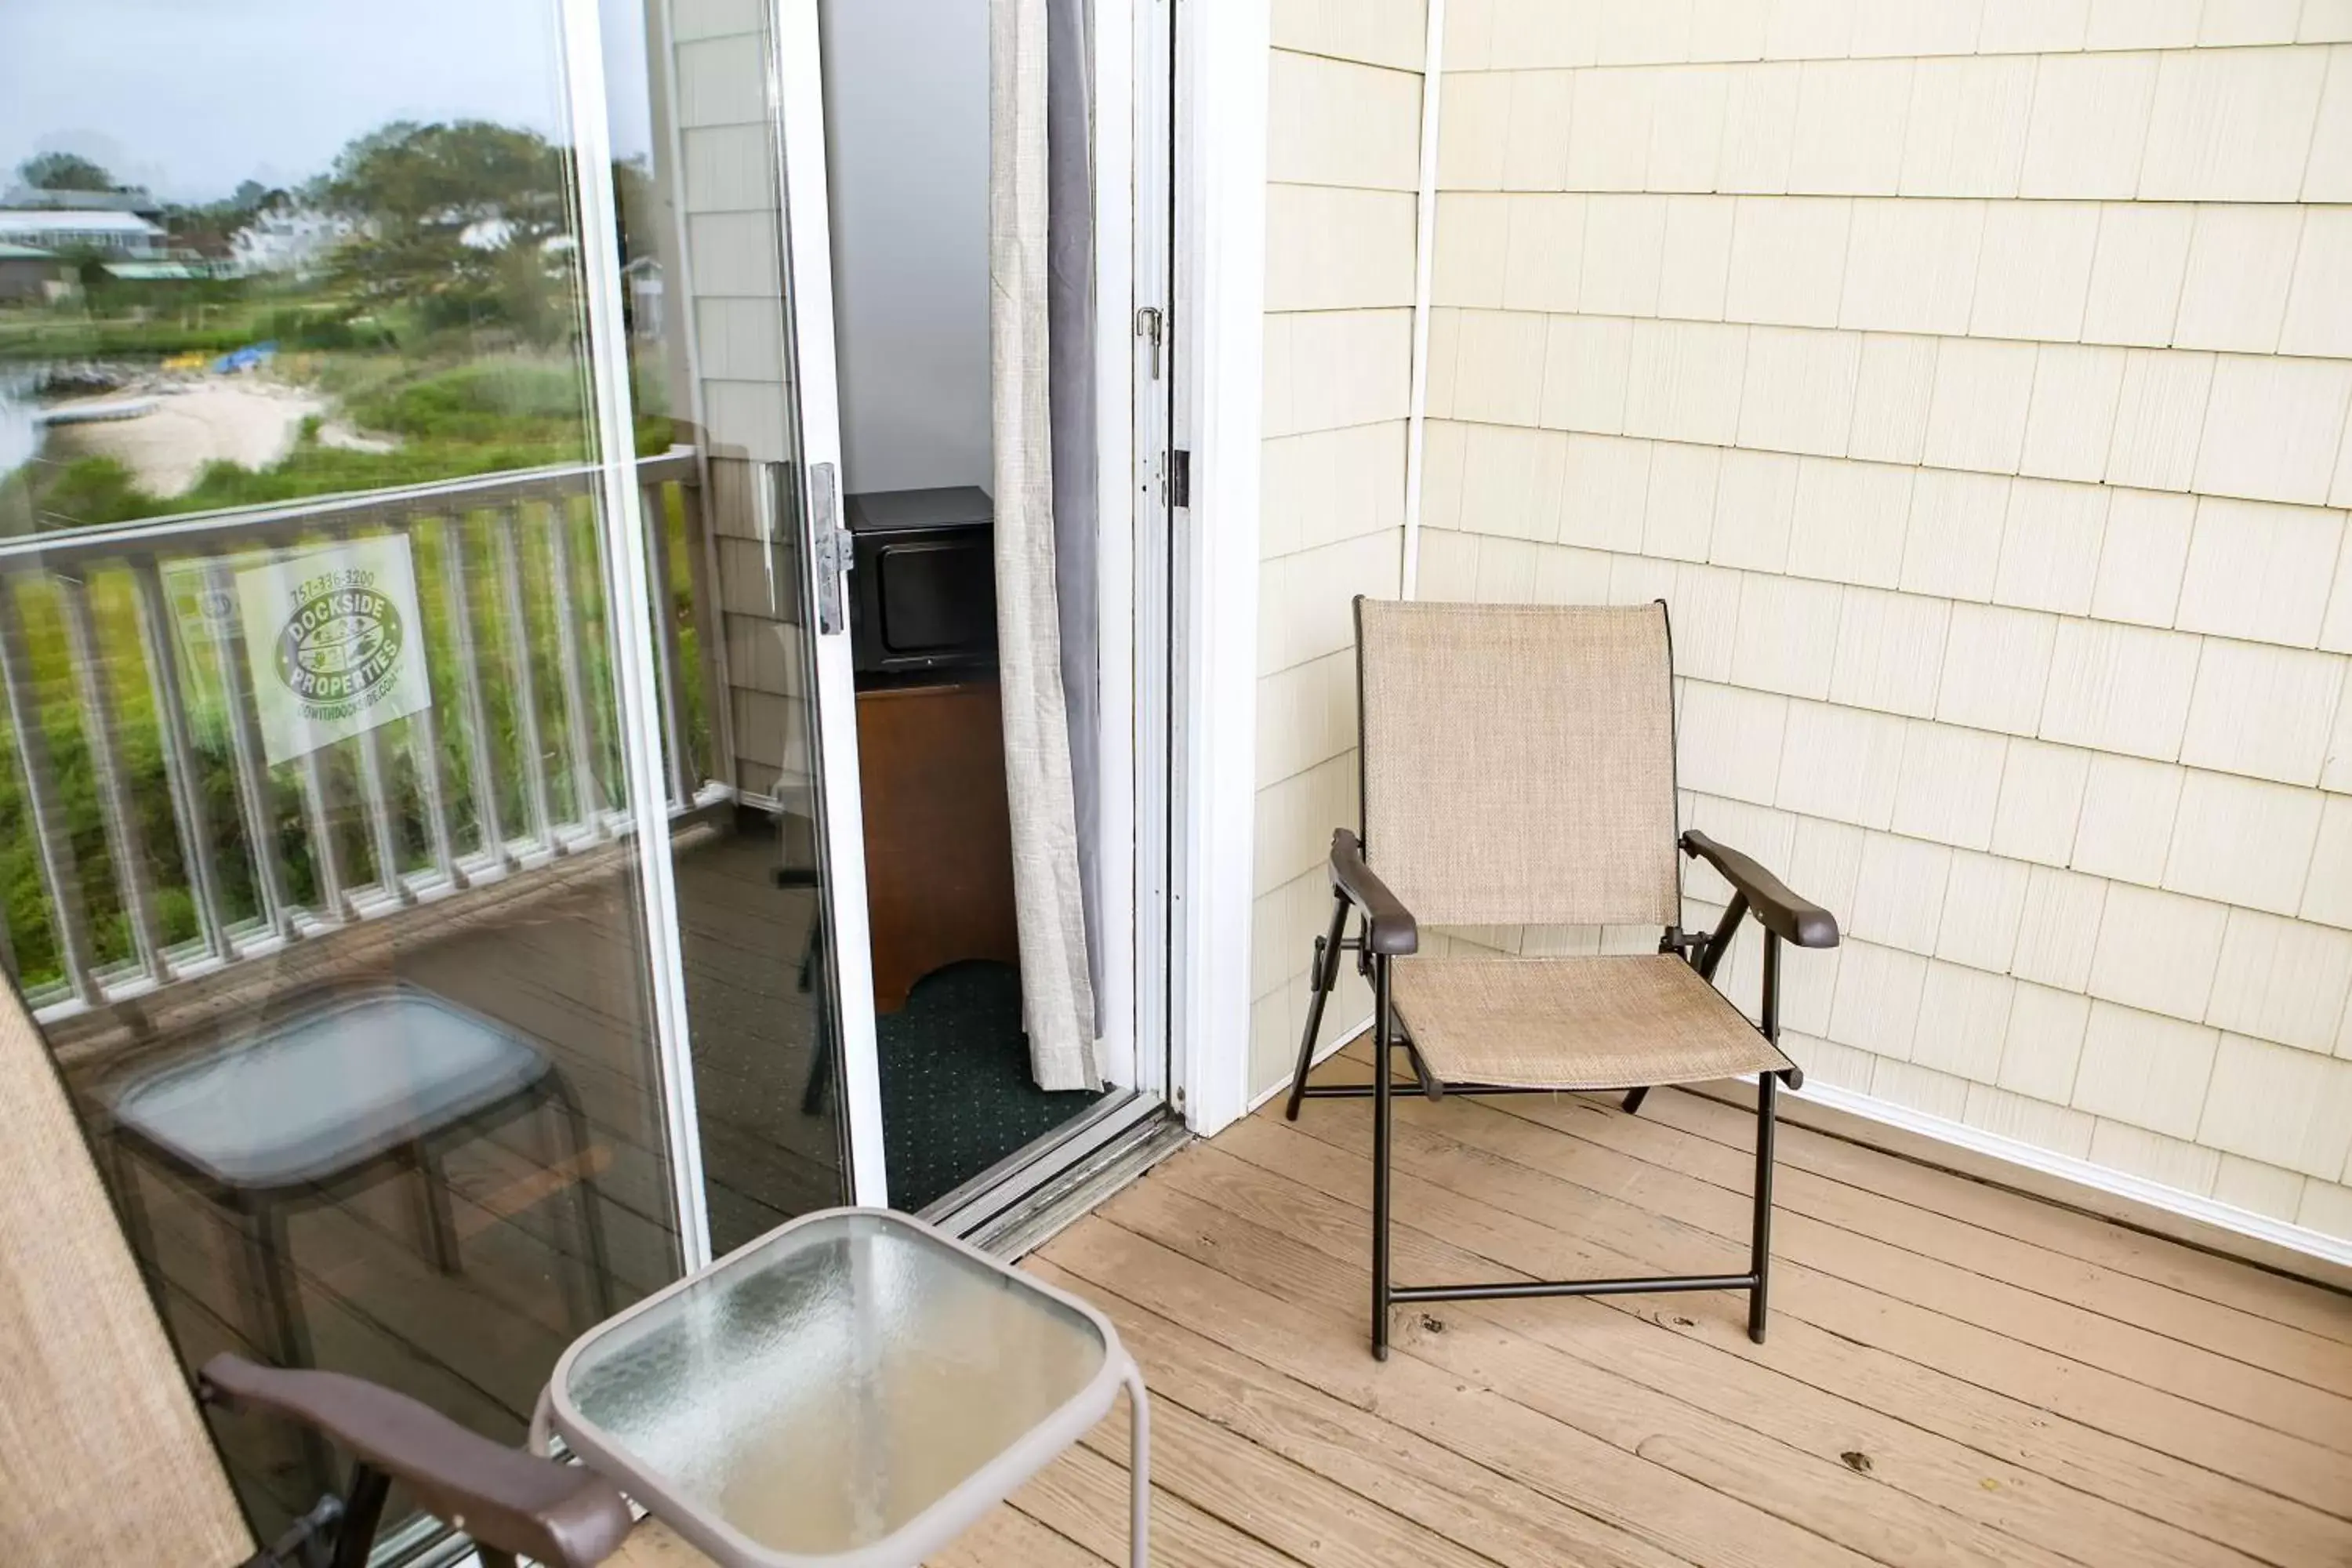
[201,1353,637,1568]
[1329,829,1420,956]
[1680,830,1840,950]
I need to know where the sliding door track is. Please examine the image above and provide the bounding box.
[920,1091,1189,1253]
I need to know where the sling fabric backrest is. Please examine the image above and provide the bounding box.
[1358,598,1679,929]
[0,976,252,1567]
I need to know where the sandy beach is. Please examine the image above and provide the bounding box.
[48,379,329,496]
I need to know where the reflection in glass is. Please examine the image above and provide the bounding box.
[0,0,784,1542]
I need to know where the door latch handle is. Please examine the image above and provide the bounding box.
[1135,305,1163,379]
[811,459,851,635]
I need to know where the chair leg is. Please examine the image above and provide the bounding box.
[107,1138,163,1301]
[1621,1086,1650,1115]
[405,1141,464,1277]
[1283,891,1352,1120]
[328,1463,392,1568]
[1748,1070,1779,1345]
[546,1075,616,1321]
[798,918,833,1118]
[239,1196,332,1497]
[1370,955,1393,1361]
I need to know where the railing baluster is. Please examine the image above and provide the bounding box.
[56,572,171,983]
[296,742,350,921]
[205,557,296,938]
[397,521,460,890]
[438,514,509,869]
[641,481,698,810]
[493,504,557,853]
[354,721,412,905]
[0,579,98,1003]
[678,465,734,793]
[543,497,606,837]
[0,450,702,1005]
[129,557,234,964]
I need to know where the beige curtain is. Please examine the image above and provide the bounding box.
[993,0,1099,1090]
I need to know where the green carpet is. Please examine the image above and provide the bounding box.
[877,961,1108,1212]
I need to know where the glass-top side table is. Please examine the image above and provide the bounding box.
[539,1208,1149,1568]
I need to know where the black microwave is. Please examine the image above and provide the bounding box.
[845,486,998,678]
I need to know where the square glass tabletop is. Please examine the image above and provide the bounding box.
[546,1208,1127,1568]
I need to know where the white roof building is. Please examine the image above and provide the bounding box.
[0,209,165,256]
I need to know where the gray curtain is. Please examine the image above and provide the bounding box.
[993,0,1100,1090]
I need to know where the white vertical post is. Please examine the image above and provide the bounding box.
[557,0,713,1270]
[56,573,172,980]
[0,582,98,1003]
[641,482,699,808]
[439,517,514,867]
[493,506,559,853]
[130,557,235,961]
[1171,0,1269,1137]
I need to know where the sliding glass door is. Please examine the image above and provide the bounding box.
[0,0,879,1541]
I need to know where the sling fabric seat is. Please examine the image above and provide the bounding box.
[1283,597,1841,1361]
[1392,953,1791,1091]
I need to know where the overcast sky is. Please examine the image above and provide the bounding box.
[0,0,655,202]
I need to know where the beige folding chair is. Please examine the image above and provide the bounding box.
[1281,599,1840,1359]
[0,965,694,1568]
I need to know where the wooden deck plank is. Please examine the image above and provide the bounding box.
[1024,1255,1707,1568]
[1106,1160,2085,1568]
[1207,1116,2283,1568]
[1040,1213,1860,1568]
[1445,1089,2352,1461]
[1644,1085,2352,1347]
[1005,1440,1298,1568]
[929,1505,1110,1568]
[1073,1381,1505,1568]
[1294,1083,2352,1512]
[1501,1083,2352,1400]
[1268,1076,2352,1560]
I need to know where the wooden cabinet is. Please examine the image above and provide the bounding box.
[855,679,1020,1013]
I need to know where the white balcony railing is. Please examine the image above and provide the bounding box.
[0,448,720,1022]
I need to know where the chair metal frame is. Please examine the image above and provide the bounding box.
[1281,597,1838,1360]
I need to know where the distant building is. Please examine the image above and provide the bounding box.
[230,205,348,278]
[0,209,165,257]
[0,242,70,303]
[0,184,162,220]
[101,260,225,283]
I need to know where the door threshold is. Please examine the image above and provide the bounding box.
[967,1113,1192,1260]
[920,1091,1186,1250]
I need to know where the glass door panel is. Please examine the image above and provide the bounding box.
[628,0,886,1245]
[0,0,775,1541]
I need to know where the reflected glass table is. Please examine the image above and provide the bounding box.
[540,1207,1149,1567]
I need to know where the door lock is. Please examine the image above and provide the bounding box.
[810,459,852,635]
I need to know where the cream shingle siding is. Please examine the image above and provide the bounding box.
[1248,8,1426,1094]
[1396,1,2352,1242]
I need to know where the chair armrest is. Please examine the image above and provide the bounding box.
[1681,830,1839,949]
[1330,829,1419,956]
[199,1354,636,1568]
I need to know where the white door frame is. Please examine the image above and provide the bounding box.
[1167,0,1268,1138]
[769,0,890,1209]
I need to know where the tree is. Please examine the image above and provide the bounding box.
[17,151,116,192]
[312,120,575,342]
